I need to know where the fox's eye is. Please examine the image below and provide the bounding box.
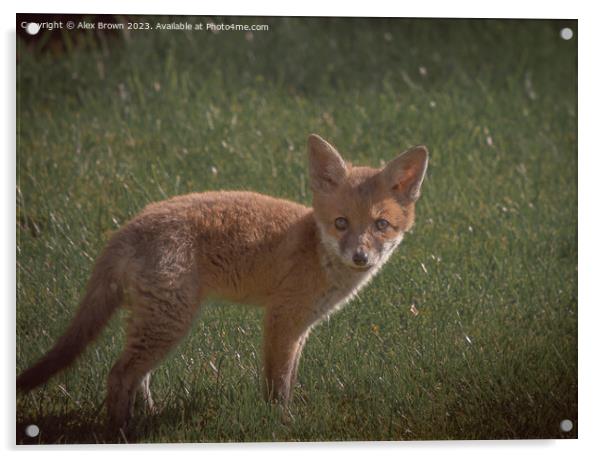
[334,217,349,231]
[375,218,390,231]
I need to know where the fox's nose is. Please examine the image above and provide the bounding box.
[352,249,369,266]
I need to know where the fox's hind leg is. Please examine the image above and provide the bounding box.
[131,372,155,414]
[138,373,155,413]
[107,282,203,431]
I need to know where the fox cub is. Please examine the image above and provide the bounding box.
[17,134,428,429]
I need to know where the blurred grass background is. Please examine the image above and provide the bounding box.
[16,17,577,443]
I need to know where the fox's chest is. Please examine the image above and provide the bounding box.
[312,264,383,322]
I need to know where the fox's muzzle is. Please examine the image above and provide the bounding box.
[352,249,369,267]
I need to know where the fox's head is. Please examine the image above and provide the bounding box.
[308,134,428,272]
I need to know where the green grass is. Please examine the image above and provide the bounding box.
[16,17,577,443]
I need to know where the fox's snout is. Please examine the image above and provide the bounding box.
[342,231,379,269]
[351,249,369,267]
[338,232,400,270]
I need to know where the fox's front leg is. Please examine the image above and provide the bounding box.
[262,307,310,404]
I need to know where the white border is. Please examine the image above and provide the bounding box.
[3,1,600,458]
[8,0,582,18]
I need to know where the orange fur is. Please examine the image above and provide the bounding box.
[17,134,428,430]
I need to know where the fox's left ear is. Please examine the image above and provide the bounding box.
[382,145,429,202]
[307,134,348,193]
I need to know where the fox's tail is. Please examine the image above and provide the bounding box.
[17,245,125,392]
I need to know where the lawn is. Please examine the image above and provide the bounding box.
[16,17,577,443]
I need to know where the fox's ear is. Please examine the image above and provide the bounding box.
[382,145,429,202]
[307,134,348,193]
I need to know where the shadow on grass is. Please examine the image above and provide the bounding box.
[16,397,216,444]
[17,408,115,444]
[16,378,578,443]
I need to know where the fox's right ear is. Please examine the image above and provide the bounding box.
[307,134,348,193]
[382,145,429,203]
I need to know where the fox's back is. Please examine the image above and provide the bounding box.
[120,191,318,303]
